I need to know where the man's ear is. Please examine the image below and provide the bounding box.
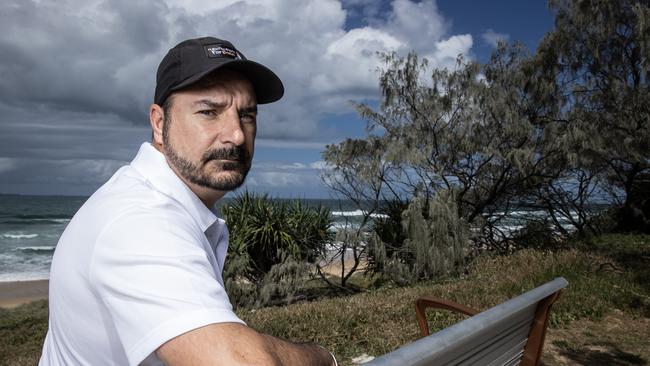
[150,103,165,146]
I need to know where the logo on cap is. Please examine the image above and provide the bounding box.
[204,45,242,59]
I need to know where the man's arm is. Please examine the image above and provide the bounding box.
[156,322,335,366]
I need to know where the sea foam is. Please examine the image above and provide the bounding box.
[2,233,39,239]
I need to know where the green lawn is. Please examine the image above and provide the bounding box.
[2,234,648,365]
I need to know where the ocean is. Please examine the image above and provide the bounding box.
[0,195,86,282]
[0,194,369,282]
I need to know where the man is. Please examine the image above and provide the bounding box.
[39,37,337,366]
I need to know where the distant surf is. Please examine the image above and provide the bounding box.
[331,210,389,219]
[2,233,39,239]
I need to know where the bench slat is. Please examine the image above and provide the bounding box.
[503,347,526,366]
[486,339,527,366]
[446,306,534,365]
[458,315,532,365]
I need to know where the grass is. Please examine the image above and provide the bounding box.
[0,300,48,365]
[238,237,649,364]
[1,234,648,365]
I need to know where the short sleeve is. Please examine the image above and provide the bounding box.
[89,206,244,366]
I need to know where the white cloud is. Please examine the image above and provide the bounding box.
[311,27,403,94]
[481,29,510,48]
[246,160,330,191]
[310,160,333,170]
[427,34,473,66]
[253,161,322,171]
[279,162,307,170]
[387,0,449,52]
[253,160,333,171]
[252,171,305,187]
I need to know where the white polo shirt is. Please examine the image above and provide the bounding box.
[39,142,244,366]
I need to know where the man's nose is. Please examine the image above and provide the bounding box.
[219,109,245,146]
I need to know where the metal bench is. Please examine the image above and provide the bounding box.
[365,277,568,366]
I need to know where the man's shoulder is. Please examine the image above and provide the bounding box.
[88,195,205,261]
[89,165,189,218]
[72,165,199,241]
[94,194,198,240]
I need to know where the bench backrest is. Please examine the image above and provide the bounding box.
[365,277,568,366]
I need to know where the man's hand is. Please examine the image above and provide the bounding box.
[156,322,336,366]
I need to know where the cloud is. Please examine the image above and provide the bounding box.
[0,158,16,173]
[0,105,149,162]
[481,29,510,48]
[249,171,305,187]
[0,0,169,125]
[426,34,473,67]
[0,0,476,196]
[279,163,308,170]
[0,0,470,139]
[386,0,449,53]
[0,157,126,187]
[256,139,326,150]
[243,160,330,195]
[310,161,334,170]
[253,161,323,172]
[0,157,129,196]
[310,27,403,94]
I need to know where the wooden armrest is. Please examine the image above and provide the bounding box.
[415,296,480,336]
[522,290,563,366]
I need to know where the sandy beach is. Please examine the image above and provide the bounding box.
[0,280,48,308]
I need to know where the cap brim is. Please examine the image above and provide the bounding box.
[170,59,284,104]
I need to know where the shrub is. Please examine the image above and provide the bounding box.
[366,199,408,273]
[370,191,470,285]
[221,191,333,307]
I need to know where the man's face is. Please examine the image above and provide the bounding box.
[161,70,257,192]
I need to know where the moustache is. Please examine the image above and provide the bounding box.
[202,146,250,163]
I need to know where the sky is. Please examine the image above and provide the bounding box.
[0,0,555,199]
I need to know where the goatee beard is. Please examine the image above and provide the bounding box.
[165,142,251,192]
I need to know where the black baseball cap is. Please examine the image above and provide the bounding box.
[154,37,284,106]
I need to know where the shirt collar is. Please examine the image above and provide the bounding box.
[129,142,221,233]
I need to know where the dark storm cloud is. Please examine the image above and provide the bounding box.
[0,156,129,196]
[0,0,171,125]
[0,101,148,160]
[0,122,148,161]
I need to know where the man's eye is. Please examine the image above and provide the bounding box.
[198,110,216,116]
[240,114,256,123]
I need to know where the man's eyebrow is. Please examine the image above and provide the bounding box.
[192,100,257,114]
[192,99,228,109]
